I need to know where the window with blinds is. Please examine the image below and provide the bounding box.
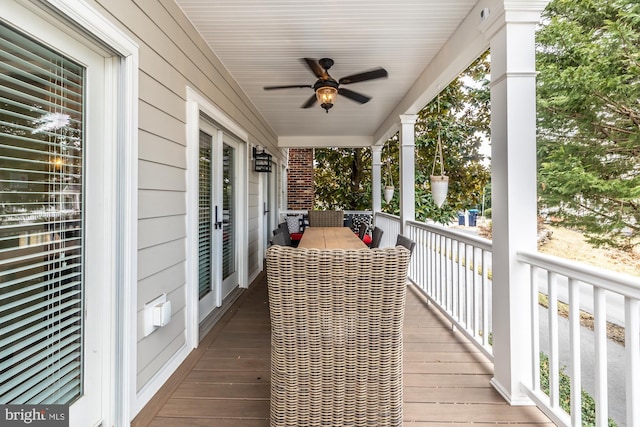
[0,22,84,404]
[198,131,212,299]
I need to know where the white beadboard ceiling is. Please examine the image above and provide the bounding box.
[175,0,480,146]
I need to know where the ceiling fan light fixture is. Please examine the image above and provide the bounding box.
[263,58,387,112]
[315,85,338,112]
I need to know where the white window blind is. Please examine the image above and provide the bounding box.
[222,144,234,279]
[198,130,212,300]
[0,22,84,404]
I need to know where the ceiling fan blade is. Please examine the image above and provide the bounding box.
[338,88,370,104]
[301,94,317,108]
[303,58,325,78]
[339,68,388,85]
[264,84,312,90]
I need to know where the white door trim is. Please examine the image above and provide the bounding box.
[186,87,249,349]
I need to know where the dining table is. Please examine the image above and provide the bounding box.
[297,226,368,250]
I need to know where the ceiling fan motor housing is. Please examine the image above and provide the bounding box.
[318,57,334,71]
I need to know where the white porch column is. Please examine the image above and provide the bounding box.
[399,115,417,233]
[371,145,382,215]
[480,0,548,405]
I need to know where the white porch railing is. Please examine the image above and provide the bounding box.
[518,251,640,427]
[374,212,640,427]
[279,209,372,231]
[404,218,494,360]
[373,212,401,249]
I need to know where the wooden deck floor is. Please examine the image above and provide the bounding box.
[134,273,554,426]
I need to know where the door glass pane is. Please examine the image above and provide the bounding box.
[222,144,235,279]
[0,22,84,404]
[198,131,212,299]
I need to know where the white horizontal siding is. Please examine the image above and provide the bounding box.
[139,101,186,145]
[139,160,186,192]
[138,190,186,219]
[138,263,186,309]
[136,331,186,392]
[138,216,186,249]
[139,131,187,168]
[138,238,186,281]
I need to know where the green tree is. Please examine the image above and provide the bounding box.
[536,0,640,250]
[314,147,371,210]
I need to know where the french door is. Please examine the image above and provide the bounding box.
[198,121,239,321]
[0,3,113,426]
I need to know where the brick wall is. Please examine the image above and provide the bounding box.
[287,148,314,209]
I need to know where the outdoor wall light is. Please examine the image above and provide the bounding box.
[253,146,272,173]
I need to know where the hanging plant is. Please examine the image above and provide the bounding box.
[430,95,449,208]
[383,158,394,203]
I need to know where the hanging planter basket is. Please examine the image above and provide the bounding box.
[383,185,395,203]
[383,157,395,204]
[430,175,449,208]
[431,94,449,208]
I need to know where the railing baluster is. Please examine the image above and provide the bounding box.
[429,230,435,297]
[568,278,582,427]
[548,271,560,410]
[452,239,457,318]
[444,235,448,307]
[445,237,456,316]
[626,297,639,427]
[441,234,446,308]
[482,249,489,348]
[531,265,540,391]
[593,287,608,427]
[466,243,473,333]
[454,240,467,325]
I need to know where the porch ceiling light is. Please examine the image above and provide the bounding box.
[314,80,339,113]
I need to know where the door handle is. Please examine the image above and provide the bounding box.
[214,206,223,229]
[263,202,269,216]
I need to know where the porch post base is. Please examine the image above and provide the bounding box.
[490,378,535,406]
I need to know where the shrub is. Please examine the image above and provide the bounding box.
[539,353,617,426]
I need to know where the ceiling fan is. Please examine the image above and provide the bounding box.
[263,58,388,113]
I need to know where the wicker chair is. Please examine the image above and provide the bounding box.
[307,210,344,227]
[370,226,384,248]
[270,230,288,246]
[395,234,416,254]
[358,223,368,240]
[266,245,411,427]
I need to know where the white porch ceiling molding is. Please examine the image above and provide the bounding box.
[175,0,501,148]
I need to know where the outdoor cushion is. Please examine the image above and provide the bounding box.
[285,215,302,233]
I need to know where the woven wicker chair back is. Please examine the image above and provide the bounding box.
[266,245,410,427]
[358,223,368,240]
[270,230,289,246]
[395,234,416,254]
[370,226,384,248]
[307,210,344,227]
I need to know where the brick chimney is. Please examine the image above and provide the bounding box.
[287,148,314,210]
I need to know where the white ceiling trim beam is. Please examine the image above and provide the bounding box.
[278,135,373,148]
[373,0,499,145]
